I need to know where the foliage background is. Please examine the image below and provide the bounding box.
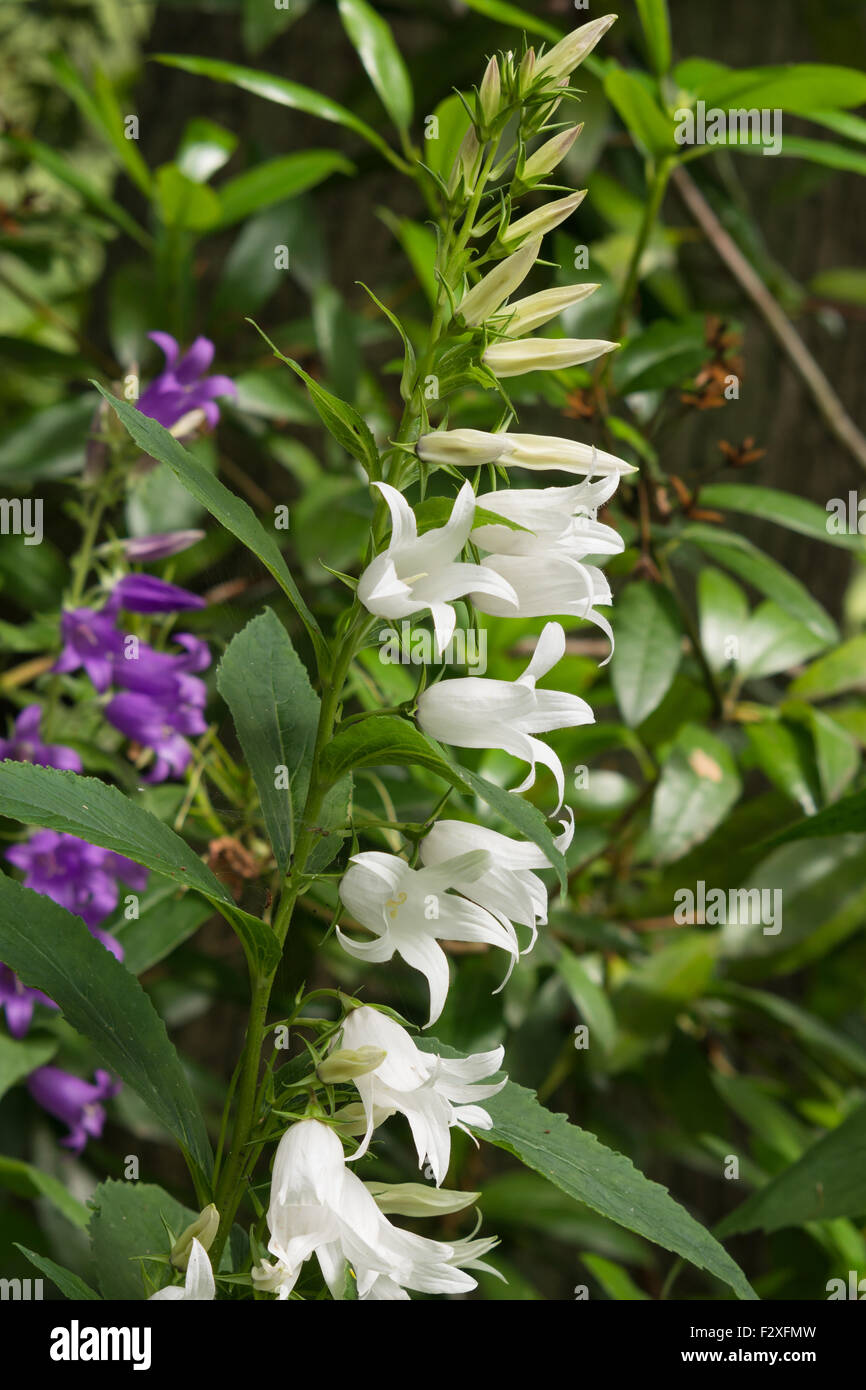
[1,0,866,1301]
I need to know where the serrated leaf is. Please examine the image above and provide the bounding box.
[94,385,322,657]
[217,609,319,873]
[421,1039,754,1299]
[0,760,278,973]
[0,874,212,1179]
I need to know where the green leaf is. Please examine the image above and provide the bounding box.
[177,116,238,182]
[154,53,398,165]
[811,266,866,306]
[766,788,866,849]
[674,59,866,115]
[114,876,215,975]
[378,212,438,308]
[634,0,671,77]
[0,1033,56,1102]
[338,0,414,133]
[217,609,320,873]
[698,483,864,552]
[0,874,212,1179]
[679,523,838,644]
[49,53,152,195]
[217,151,354,228]
[613,933,716,1038]
[320,715,567,889]
[15,1247,101,1300]
[698,568,749,673]
[3,136,151,248]
[717,1102,866,1236]
[456,0,561,42]
[555,948,617,1058]
[155,163,222,231]
[647,724,742,863]
[745,720,820,815]
[604,68,675,156]
[0,395,96,482]
[580,1251,650,1299]
[713,981,866,1080]
[89,1179,196,1300]
[254,337,380,479]
[437,1052,754,1298]
[0,760,279,973]
[612,316,707,394]
[242,0,311,54]
[610,581,682,727]
[0,1156,90,1229]
[94,385,322,657]
[790,636,866,700]
[738,601,828,679]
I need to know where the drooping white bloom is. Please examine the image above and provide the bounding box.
[337,849,519,1025]
[483,336,617,377]
[417,621,592,810]
[416,427,635,478]
[357,481,517,657]
[536,14,618,82]
[419,813,575,950]
[492,281,599,337]
[499,190,586,248]
[251,1119,498,1300]
[468,478,624,653]
[337,1006,505,1184]
[458,235,541,327]
[149,1238,215,1301]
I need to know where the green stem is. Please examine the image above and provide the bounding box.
[610,157,673,342]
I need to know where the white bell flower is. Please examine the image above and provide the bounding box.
[468,479,623,654]
[419,812,574,950]
[492,281,599,336]
[458,236,541,327]
[251,1119,497,1300]
[416,427,636,478]
[357,480,517,657]
[416,621,592,810]
[337,850,519,1025]
[149,1238,215,1301]
[483,335,618,377]
[337,1006,505,1185]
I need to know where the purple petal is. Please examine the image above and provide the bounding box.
[148,331,180,368]
[174,335,215,385]
[114,574,205,614]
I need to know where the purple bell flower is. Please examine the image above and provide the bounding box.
[111,530,205,562]
[104,688,207,783]
[5,830,146,941]
[53,606,125,694]
[0,963,57,1038]
[137,333,236,432]
[27,1065,120,1154]
[113,573,205,615]
[0,705,82,772]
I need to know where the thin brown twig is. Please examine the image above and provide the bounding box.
[671,165,866,476]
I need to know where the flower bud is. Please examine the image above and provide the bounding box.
[493,281,600,336]
[518,48,536,94]
[317,1046,387,1085]
[483,336,618,377]
[457,236,541,327]
[495,431,637,477]
[499,190,586,249]
[365,1182,481,1217]
[478,56,501,124]
[170,1204,219,1271]
[519,124,583,184]
[448,124,481,196]
[416,428,510,468]
[536,14,618,83]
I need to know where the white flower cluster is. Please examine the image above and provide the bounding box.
[255,14,625,1303]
